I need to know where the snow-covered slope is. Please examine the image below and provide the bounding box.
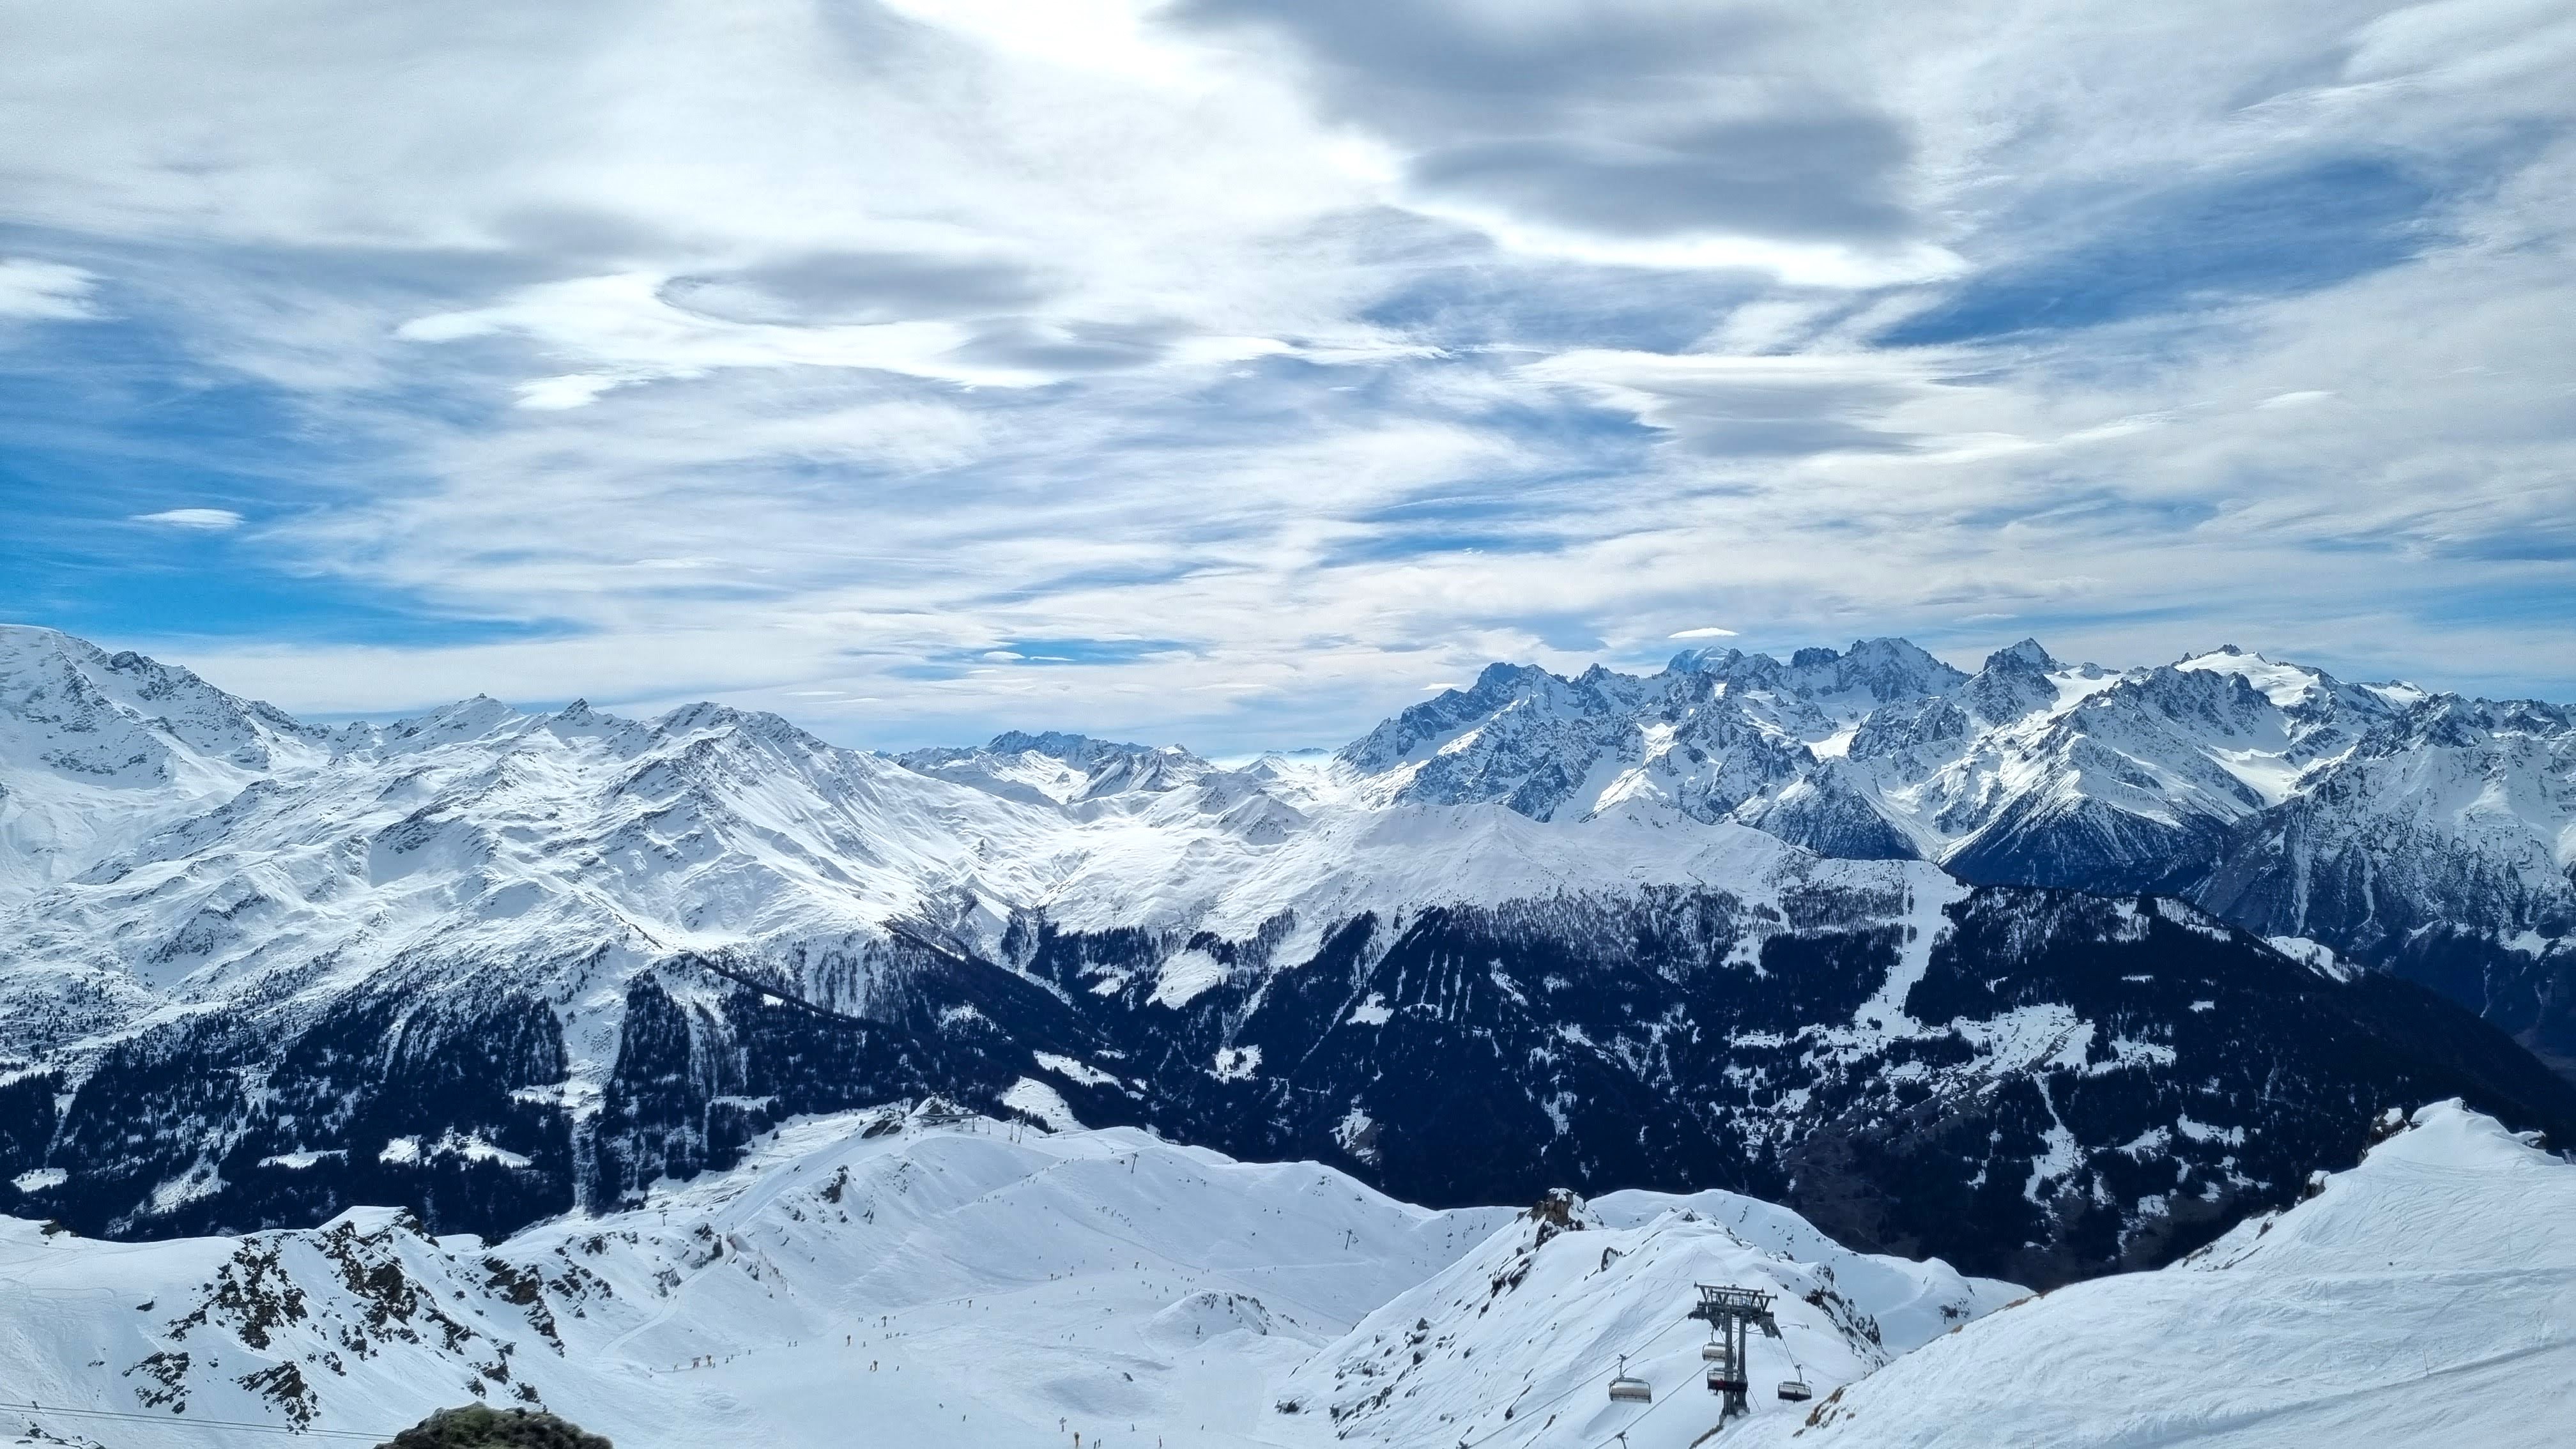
[1735,1100,2576,1449]
[0,1103,2021,1449]
[1283,1187,2015,1448]
[0,1103,1491,1448]
[0,691,1026,1065]
[11,1093,2564,1449]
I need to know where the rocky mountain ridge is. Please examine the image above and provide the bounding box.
[1342,635,2576,1070]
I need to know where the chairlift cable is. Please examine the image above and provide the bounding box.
[11,1400,392,1440]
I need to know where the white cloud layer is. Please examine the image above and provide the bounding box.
[129,508,245,530]
[0,1,2570,749]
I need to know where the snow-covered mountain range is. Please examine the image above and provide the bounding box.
[3,623,2572,1291]
[1348,637,2576,1073]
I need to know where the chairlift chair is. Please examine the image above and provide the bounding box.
[1607,1353,1652,1404]
[1700,1330,1741,1392]
[1703,1338,1744,1394]
[1777,1379,1813,1403]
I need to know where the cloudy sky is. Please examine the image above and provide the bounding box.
[3,0,2571,751]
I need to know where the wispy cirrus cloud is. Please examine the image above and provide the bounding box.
[0,259,98,319]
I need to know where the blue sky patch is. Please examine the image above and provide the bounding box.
[1882,156,2444,346]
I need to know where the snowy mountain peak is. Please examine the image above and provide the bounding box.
[1951,640,2067,726]
[1795,635,1972,703]
[983,728,1149,763]
[0,625,328,900]
[1664,643,1741,672]
[1665,638,1968,709]
[1984,637,2058,673]
[896,729,1214,805]
[1341,637,1978,828]
[367,693,526,749]
[0,624,320,764]
[640,699,828,753]
[2173,645,2341,709]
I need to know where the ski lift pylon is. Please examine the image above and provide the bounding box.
[1690,1284,1778,1421]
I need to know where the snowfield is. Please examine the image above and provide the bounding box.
[0,1104,1510,1448]
[6,1100,2569,1449]
[1735,1100,2576,1449]
[0,1102,2005,1449]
